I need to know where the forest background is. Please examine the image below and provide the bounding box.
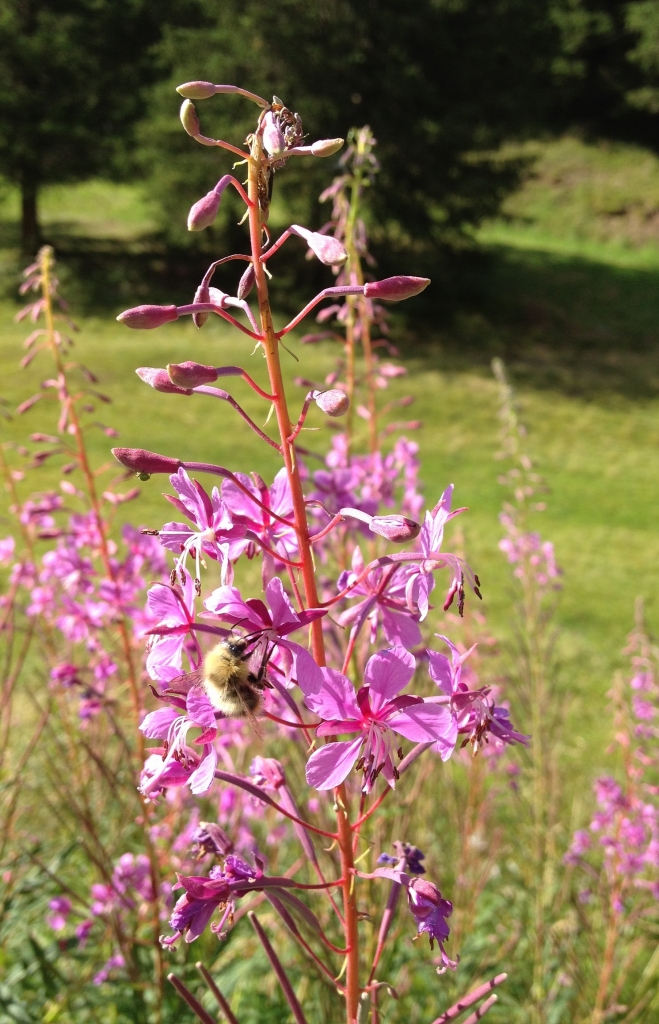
[1,2,659,1023]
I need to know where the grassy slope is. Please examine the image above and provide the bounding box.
[1,137,658,770]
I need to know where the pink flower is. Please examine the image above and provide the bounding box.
[163,856,259,946]
[139,684,219,798]
[145,575,197,682]
[46,896,71,931]
[0,536,15,565]
[299,647,457,792]
[221,468,297,583]
[404,485,479,619]
[160,468,246,586]
[337,545,422,648]
[407,878,457,970]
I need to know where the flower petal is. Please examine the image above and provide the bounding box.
[140,706,179,738]
[305,737,363,790]
[390,702,458,749]
[189,746,218,795]
[365,646,416,713]
[304,667,361,721]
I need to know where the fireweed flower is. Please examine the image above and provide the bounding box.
[46,896,72,931]
[144,574,198,683]
[140,683,221,798]
[220,468,297,582]
[299,646,457,791]
[407,878,458,970]
[337,545,422,648]
[158,468,246,587]
[404,485,479,619]
[428,635,528,752]
[163,854,260,946]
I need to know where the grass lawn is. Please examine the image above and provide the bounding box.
[1,135,658,772]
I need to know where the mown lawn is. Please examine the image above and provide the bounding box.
[1,135,658,772]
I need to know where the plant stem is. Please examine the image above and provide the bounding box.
[336,783,360,1024]
[246,138,325,666]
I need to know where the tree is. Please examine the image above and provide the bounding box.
[0,0,180,253]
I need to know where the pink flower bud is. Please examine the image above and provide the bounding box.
[310,138,344,157]
[187,190,222,231]
[116,305,179,329]
[314,389,350,417]
[176,81,216,100]
[168,361,218,388]
[290,225,348,266]
[192,282,210,328]
[369,515,421,543]
[364,276,430,302]
[237,263,255,300]
[262,111,286,156]
[251,756,286,790]
[136,367,193,395]
[179,99,200,137]
[111,448,182,475]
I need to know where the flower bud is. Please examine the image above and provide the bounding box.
[136,367,193,395]
[176,81,216,100]
[237,263,255,300]
[192,821,234,856]
[364,276,430,302]
[250,756,286,791]
[310,138,344,157]
[180,99,201,137]
[116,304,179,330]
[187,190,221,231]
[290,225,348,266]
[112,448,182,474]
[262,111,286,156]
[192,281,210,328]
[369,514,421,543]
[168,361,218,388]
[314,389,350,417]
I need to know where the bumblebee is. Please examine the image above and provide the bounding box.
[201,633,273,725]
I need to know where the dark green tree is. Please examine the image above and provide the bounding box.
[0,0,182,253]
[140,0,569,275]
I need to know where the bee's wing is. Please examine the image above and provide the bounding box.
[162,668,205,699]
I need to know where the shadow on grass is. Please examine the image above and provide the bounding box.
[407,243,659,402]
[2,217,658,403]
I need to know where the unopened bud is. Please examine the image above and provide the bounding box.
[315,389,349,417]
[112,448,182,475]
[192,282,210,328]
[168,361,218,388]
[369,514,421,543]
[311,138,344,157]
[136,367,193,395]
[250,756,286,790]
[237,263,255,300]
[187,190,222,231]
[176,81,216,100]
[192,821,234,856]
[180,99,201,138]
[290,225,348,266]
[364,276,430,302]
[116,304,179,330]
[262,111,286,156]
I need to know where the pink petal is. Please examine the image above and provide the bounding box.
[304,668,361,721]
[147,584,186,624]
[265,576,298,630]
[140,706,179,738]
[390,702,458,749]
[305,737,363,790]
[427,651,453,694]
[188,746,218,795]
[294,647,324,695]
[186,686,217,730]
[380,607,422,648]
[365,647,416,713]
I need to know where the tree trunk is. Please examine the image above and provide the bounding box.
[21,179,40,257]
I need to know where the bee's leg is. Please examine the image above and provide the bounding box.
[250,641,277,689]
